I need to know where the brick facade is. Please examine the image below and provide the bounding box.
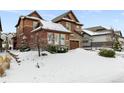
[30,30,70,50]
[15,11,70,50]
[52,11,83,49]
[16,18,34,48]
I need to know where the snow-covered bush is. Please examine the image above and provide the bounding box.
[47,45,68,53]
[99,49,115,58]
[47,45,56,53]
[57,46,68,53]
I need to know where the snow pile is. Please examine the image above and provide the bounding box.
[0,49,124,82]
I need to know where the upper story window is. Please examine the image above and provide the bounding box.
[66,22,72,31]
[33,21,38,29]
[76,25,80,29]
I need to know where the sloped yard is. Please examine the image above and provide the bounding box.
[0,48,124,83]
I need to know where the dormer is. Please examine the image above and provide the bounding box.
[15,11,43,32]
[27,11,44,20]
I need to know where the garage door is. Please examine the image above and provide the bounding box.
[70,40,79,50]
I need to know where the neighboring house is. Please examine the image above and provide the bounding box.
[114,31,124,47]
[15,11,71,50]
[52,10,83,49]
[0,18,3,51]
[82,26,115,49]
[1,33,16,50]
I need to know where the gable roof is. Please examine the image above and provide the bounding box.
[15,11,43,27]
[28,11,43,20]
[52,10,82,25]
[84,26,124,37]
[19,16,70,33]
[85,26,107,32]
[0,18,2,31]
[83,26,113,36]
[15,11,71,33]
[83,29,112,36]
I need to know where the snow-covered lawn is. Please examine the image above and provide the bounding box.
[0,48,124,83]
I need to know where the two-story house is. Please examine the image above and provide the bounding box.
[15,11,71,50]
[52,10,84,49]
[114,31,124,47]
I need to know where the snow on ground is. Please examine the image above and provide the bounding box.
[0,48,124,83]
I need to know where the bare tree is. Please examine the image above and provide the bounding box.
[35,34,46,57]
[36,33,41,57]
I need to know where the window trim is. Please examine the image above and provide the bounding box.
[66,22,71,31]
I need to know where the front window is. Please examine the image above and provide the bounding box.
[54,33,59,45]
[60,34,65,45]
[76,25,80,29]
[48,32,54,44]
[66,22,71,31]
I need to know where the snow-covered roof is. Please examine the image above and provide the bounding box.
[85,26,107,32]
[23,16,40,20]
[40,20,70,32]
[22,16,70,33]
[62,18,82,25]
[83,29,112,36]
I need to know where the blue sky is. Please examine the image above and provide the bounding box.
[1,10,124,35]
